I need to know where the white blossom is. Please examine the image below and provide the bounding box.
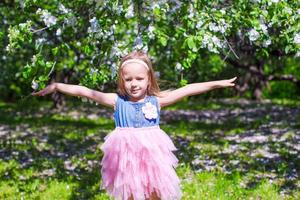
[188,4,195,18]
[115,5,123,15]
[263,39,272,47]
[209,23,219,32]
[19,0,25,8]
[125,4,134,18]
[208,43,218,53]
[56,28,62,36]
[5,44,11,52]
[202,34,210,46]
[170,0,182,13]
[196,20,204,29]
[90,68,99,75]
[38,9,57,27]
[219,19,229,33]
[188,11,194,19]
[31,80,39,90]
[148,25,155,39]
[248,29,260,41]
[64,160,76,171]
[175,62,183,71]
[219,25,226,34]
[200,34,223,53]
[293,33,300,44]
[88,17,100,33]
[64,16,76,26]
[151,3,160,10]
[36,8,42,14]
[59,4,71,14]
[208,20,228,34]
[36,38,46,46]
[31,55,37,63]
[111,46,123,57]
[19,23,27,29]
[110,63,118,78]
[212,35,222,48]
[142,45,148,52]
[133,35,143,50]
[284,7,292,15]
[259,23,268,34]
[268,0,279,5]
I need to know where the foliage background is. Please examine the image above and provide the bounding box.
[1,0,300,103]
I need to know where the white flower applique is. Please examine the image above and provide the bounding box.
[142,102,158,120]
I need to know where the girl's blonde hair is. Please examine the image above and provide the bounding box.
[117,51,162,97]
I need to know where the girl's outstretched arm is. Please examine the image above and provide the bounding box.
[31,83,117,108]
[158,77,237,108]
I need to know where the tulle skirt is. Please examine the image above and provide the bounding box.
[100,126,182,200]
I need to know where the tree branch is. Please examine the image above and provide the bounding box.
[268,74,300,87]
[227,58,300,88]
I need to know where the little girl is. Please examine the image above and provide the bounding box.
[32,51,236,200]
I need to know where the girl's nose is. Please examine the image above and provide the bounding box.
[131,79,138,86]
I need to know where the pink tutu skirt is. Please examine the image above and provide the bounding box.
[100,126,182,200]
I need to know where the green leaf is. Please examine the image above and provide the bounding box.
[186,37,196,50]
[159,37,167,46]
[180,79,188,86]
[52,47,59,56]
[46,61,53,68]
[285,46,290,54]
[37,59,45,67]
[84,45,92,55]
[38,75,48,82]
[22,64,32,79]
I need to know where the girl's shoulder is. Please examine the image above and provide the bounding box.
[115,94,127,103]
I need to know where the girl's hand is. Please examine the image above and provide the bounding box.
[218,77,237,88]
[31,83,57,96]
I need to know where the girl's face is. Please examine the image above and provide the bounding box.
[122,62,149,102]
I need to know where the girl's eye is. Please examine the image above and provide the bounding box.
[137,78,144,81]
[125,78,131,82]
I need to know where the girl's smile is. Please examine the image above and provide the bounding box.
[122,62,149,102]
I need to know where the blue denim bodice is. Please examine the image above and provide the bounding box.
[114,95,160,128]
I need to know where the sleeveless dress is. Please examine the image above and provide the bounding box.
[100,95,182,200]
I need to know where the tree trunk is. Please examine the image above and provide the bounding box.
[252,60,266,100]
[50,69,74,109]
[235,71,251,97]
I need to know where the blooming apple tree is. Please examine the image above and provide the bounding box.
[2,0,300,101]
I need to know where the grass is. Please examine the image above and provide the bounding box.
[0,97,299,199]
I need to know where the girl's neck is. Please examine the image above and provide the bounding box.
[128,94,148,102]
